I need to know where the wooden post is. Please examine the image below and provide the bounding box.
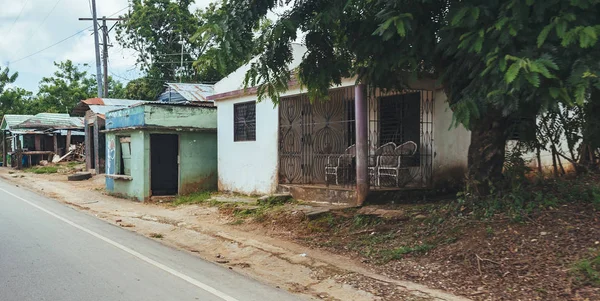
[2,131,6,167]
[34,135,41,151]
[66,130,72,151]
[94,118,100,174]
[53,135,58,155]
[355,84,369,206]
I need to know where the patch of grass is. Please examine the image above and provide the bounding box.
[572,250,600,287]
[66,162,80,167]
[454,175,600,221]
[149,233,163,239]
[307,213,337,233]
[227,219,245,225]
[351,214,382,229]
[26,166,59,174]
[172,191,214,206]
[379,243,435,262]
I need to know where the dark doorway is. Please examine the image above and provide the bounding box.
[150,134,179,196]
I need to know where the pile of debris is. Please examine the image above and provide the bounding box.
[51,143,85,164]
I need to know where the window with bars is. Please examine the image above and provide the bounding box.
[118,136,132,176]
[234,101,256,141]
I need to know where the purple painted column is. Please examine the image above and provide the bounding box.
[355,84,369,206]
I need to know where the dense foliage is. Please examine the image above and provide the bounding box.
[208,0,600,193]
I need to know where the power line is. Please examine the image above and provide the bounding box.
[6,0,30,37]
[13,0,63,56]
[9,27,91,64]
[7,6,129,65]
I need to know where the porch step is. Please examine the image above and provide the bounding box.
[278,185,357,206]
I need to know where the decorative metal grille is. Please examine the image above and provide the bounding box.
[279,86,434,188]
[234,101,256,141]
[279,88,355,184]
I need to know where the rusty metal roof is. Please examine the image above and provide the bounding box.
[162,83,215,102]
[72,98,147,116]
[14,113,84,130]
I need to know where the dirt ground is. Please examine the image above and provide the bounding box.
[0,167,467,301]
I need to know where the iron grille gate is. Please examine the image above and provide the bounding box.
[279,88,356,185]
[279,86,434,187]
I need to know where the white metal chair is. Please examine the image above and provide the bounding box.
[377,141,418,187]
[368,142,396,186]
[325,144,356,185]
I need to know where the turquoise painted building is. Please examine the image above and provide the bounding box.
[104,102,217,201]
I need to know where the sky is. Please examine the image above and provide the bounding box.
[0,0,214,93]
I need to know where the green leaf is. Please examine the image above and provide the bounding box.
[580,26,598,48]
[505,63,521,83]
[470,7,480,21]
[396,20,406,37]
[472,37,483,53]
[556,21,567,37]
[537,24,554,47]
[525,72,541,87]
[451,7,469,26]
[574,85,586,104]
[548,87,560,98]
[499,58,507,71]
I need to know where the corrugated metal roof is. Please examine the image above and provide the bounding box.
[73,98,147,116]
[129,100,216,108]
[14,113,84,130]
[2,115,34,130]
[162,83,214,102]
[88,105,131,115]
[101,98,146,106]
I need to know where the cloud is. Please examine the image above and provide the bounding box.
[0,0,225,94]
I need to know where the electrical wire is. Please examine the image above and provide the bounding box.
[8,6,129,65]
[14,0,64,55]
[6,0,30,37]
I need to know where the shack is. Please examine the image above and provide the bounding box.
[72,98,145,174]
[1,113,84,168]
[104,102,217,201]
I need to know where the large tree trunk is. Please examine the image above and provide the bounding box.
[467,112,510,195]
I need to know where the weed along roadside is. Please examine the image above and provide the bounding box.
[0,169,467,301]
[3,165,600,300]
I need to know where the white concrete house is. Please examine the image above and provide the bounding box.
[209,44,565,203]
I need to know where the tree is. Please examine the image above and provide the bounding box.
[116,0,222,84]
[210,0,600,194]
[34,60,96,113]
[123,77,162,101]
[0,67,33,118]
[34,60,128,113]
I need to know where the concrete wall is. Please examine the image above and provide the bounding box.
[144,105,217,129]
[105,129,218,201]
[179,131,218,194]
[105,130,149,201]
[431,90,471,186]
[216,94,281,195]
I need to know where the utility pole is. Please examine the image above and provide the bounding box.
[102,17,109,97]
[180,33,184,83]
[91,0,102,98]
[79,12,125,98]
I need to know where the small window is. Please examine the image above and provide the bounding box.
[119,136,132,176]
[234,101,256,141]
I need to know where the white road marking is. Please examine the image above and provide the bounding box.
[0,187,239,301]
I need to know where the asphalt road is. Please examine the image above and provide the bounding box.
[0,179,305,301]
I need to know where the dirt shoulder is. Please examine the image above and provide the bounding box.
[0,168,467,301]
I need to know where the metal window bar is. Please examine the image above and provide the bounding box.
[278,86,434,188]
[234,101,256,141]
